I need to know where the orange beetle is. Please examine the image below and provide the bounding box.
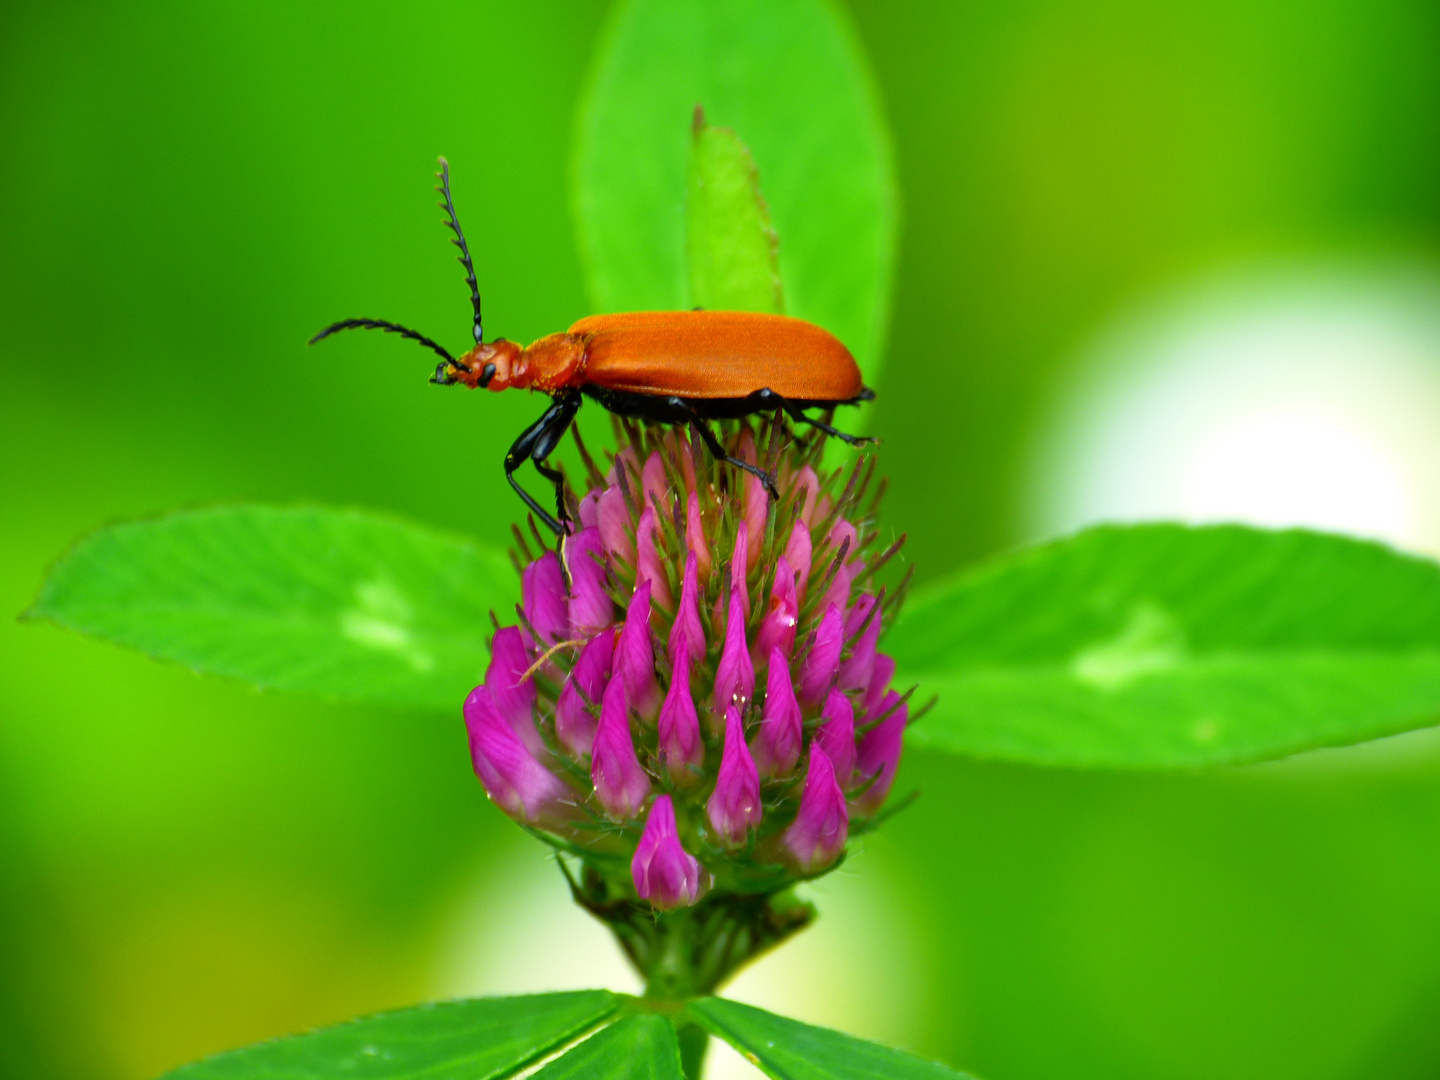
[311,160,874,533]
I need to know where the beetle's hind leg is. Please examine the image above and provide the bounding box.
[756,388,877,447]
[669,397,780,499]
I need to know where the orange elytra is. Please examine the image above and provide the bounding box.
[310,159,874,533]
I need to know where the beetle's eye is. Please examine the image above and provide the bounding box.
[479,362,497,388]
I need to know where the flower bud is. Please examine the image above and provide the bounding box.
[789,465,820,525]
[816,690,857,788]
[591,677,651,820]
[642,451,671,514]
[658,643,703,781]
[707,705,762,846]
[668,551,706,666]
[554,629,613,758]
[753,556,799,663]
[797,603,845,707]
[785,746,849,872]
[855,692,906,814]
[862,654,896,721]
[464,685,567,823]
[522,550,569,647]
[565,527,614,637]
[685,491,712,584]
[713,587,756,720]
[783,519,812,604]
[615,578,662,721]
[598,485,635,564]
[484,626,540,753]
[635,507,673,611]
[837,593,881,692]
[750,648,802,777]
[632,795,706,910]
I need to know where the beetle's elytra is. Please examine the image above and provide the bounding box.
[310,159,874,534]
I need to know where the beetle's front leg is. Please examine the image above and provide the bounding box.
[505,396,578,535]
[529,392,583,533]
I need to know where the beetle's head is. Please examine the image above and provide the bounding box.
[445,339,525,391]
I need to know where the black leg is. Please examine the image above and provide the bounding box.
[669,397,779,498]
[754,388,877,447]
[506,393,582,535]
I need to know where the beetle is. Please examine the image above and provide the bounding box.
[310,159,874,534]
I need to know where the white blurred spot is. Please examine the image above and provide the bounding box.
[1025,262,1440,557]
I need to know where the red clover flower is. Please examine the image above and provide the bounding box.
[463,417,912,992]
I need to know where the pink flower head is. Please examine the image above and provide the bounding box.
[484,626,540,753]
[635,507,673,611]
[855,692,907,814]
[750,648,802,778]
[615,578,662,721]
[785,746,849,872]
[598,485,635,564]
[707,705,762,846]
[837,593,881,692]
[464,685,566,823]
[591,677,651,820]
[554,629,614,758]
[753,556,799,663]
[631,795,706,909]
[522,551,568,647]
[816,689,857,788]
[565,527,614,637]
[658,646,703,782]
[783,519,813,604]
[712,586,756,722]
[668,551,706,666]
[797,603,845,708]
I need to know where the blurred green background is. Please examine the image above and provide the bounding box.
[5,2,1440,1079]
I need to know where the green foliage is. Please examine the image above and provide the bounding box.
[27,506,513,710]
[533,1015,684,1080]
[159,991,621,1079]
[889,523,1440,766]
[686,111,785,314]
[573,0,898,384]
[689,998,978,1080]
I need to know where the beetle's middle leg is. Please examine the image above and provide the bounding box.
[668,397,780,499]
[755,388,877,447]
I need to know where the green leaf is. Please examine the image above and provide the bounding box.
[26,505,514,710]
[686,109,784,314]
[689,998,979,1080]
[574,0,898,384]
[160,991,622,1079]
[887,523,1440,768]
[532,1015,684,1080]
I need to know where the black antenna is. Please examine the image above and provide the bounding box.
[308,317,456,364]
[436,156,483,344]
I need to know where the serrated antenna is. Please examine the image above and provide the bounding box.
[436,156,483,344]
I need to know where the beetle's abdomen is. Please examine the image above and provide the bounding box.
[570,310,863,401]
